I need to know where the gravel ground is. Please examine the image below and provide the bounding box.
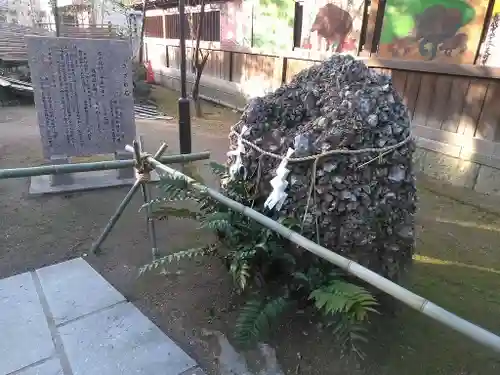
[0,105,238,374]
[2,103,500,375]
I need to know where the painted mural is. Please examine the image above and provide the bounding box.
[220,0,294,51]
[300,0,365,54]
[379,0,489,63]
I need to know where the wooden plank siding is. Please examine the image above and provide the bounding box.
[154,43,499,144]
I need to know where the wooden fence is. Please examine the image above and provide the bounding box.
[153,43,500,148]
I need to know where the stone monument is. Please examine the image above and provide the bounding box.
[26,36,146,194]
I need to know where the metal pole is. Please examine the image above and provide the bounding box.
[147,156,500,353]
[178,0,192,154]
[0,152,210,180]
[250,4,255,48]
[52,0,60,37]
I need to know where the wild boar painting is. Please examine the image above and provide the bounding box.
[300,0,365,54]
[379,0,489,63]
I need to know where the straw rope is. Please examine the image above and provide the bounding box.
[228,122,414,242]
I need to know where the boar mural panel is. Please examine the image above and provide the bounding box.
[300,0,365,54]
[379,0,489,63]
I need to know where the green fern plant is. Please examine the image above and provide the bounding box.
[139,161,380,358]
[234,296,291,346]
[310,280,379,358]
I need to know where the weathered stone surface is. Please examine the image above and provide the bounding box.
[26,36,136,159]
[413,147,426,172]
[228,55,417,281]
[423,150,479,189]
[474,164,500,195]
[17,359,63,375]
[0,272,54,374]
[59,302,197,375]
[179,367,208,375]
[49,154,74,187]
[29,169,160,195]
[36,258,125,325]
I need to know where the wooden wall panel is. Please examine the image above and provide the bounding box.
[427,76,454,129]
[413,74,436,126]
[441,78,470,133]
[403,73,422,119]
[476,81,500,139]
[151,44,500,144]
[285,59,316,83]
[458,79,489,137]
[231,52,244,83]
[391,70,408,96]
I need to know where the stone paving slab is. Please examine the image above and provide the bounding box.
[17,359,63,375]
[0,272,54,375]
[1,258,203,375]
[179,367,208,375]
[58,302,197,375]
[36,258,126,325]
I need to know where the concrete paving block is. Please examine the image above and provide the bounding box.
[17,359,63,375]
[412,147,426,172]
[423,150,479,189]
[0,272,54,374]
[474,165,500,195]
[59,302,197,375]
[36,258,126,325]
[29,169,159,195]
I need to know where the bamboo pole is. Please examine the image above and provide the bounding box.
[90,178,141,255]
[147,156,500,354]
[137,137,162,259]
[91,142,177,255]
[0,152,210,180]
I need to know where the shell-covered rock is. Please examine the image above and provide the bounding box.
[227,55,416,281]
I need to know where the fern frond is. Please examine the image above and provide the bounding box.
[159,176,190,200]
[234,296,290,346]
[230,260,250,292]
[180,162,206,184]
[309,280,378,322]
[199,212,232,234]
[330,316,369,360]
[139,245,216,275]
[150,206,199,220]
[209,161,227,178]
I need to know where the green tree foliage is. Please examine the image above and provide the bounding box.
[247,0,295,51]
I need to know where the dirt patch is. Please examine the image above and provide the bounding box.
[1,94,500,375]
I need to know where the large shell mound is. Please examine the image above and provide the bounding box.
[228,55,417,281]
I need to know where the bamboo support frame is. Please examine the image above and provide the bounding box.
[146,155,500,354]
[90,143,207,255]
[2,140,499,353]
[136,137,162,259]
[0,152,210,180]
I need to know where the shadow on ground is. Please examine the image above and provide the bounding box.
[1,96,500,374]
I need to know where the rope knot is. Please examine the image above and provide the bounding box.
[135,152,153,184]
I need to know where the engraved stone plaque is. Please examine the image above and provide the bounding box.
[26,36,136,158]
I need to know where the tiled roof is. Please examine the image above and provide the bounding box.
[0,23,124,63]
[0,23,51,62]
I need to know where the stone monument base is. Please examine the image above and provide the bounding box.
[29,169,160,195]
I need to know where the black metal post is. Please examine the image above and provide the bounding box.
[250,4,255,48]
[52,0,60,37]
[178,0,192,154]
